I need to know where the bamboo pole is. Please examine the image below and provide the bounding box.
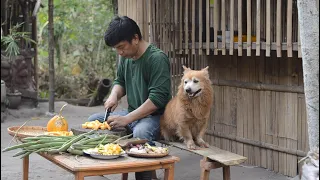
[256,0,261,56]
[179,0,183,54]
[276,0,281,57]
[206,130,307,157]
[174,0,178,50]
[247,0,252,56]
[221,0,226,55]
[229,0,234,55]
[298,22,301,58]
[287,0,293,57]
[266,0,271,57]
[238,0,242,56]
[206,0,210,55]
[185,0,188,54]
[48,0,55,113]
[210,79,304,93]
[199,0,203,55]
[192,0,195,55]
[213,0,218,55]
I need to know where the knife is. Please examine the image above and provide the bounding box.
[103,107,112,122]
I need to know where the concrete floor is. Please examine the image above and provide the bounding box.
[1,101,293,180]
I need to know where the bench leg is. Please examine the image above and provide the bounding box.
[200,168,210,180]
[223,166,230,180]
[164,164,175,180]
[23,155,29,180]
[121,173,128,180]
[75,172,85,180]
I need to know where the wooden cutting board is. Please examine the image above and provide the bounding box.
[70,125,128,137]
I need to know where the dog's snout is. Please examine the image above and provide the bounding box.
[186,88,191,93]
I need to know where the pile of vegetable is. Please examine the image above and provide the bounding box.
[85,144,124,155]
[129,143,168,154]
[2,130,132,158]
[82,120,111,130]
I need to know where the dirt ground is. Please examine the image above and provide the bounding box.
[1,100,294,180]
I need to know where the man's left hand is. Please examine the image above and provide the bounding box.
[107,115,130,129]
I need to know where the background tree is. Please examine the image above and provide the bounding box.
[297,0,319,179]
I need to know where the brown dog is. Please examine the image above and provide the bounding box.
[160,66,213,149]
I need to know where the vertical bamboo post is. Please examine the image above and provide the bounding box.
[256,0,261,56]
[179,0,183,54]
[266,0,271,57]
[213,0,219,55]
[276,0,281,57]
[229,0,234,55]
[185,0,189,54]
[48,0,55,113]
[287,0,293,57]
[174,0,178,50]
[206,0,210,55]
[298,23,301,58]
[247,0,252,56]
[192,0,195,54]
[199,0,203,55]
[221,0,226,55]
[238,0,242,56]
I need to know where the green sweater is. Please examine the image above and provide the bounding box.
[113,44,171,115]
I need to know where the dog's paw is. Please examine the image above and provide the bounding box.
[186,142,197,150]
[196,139,209,148]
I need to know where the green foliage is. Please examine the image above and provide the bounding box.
[1,22,36,58]
[37,0,117,99]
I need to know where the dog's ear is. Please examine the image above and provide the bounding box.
[182,65,191,73]
[201,66,210,78]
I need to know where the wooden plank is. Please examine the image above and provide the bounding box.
[236,88,244,156]
[277,92,287,175]
[266,0,271,57]
[247,0,252,56]
[276,0,281,57]
[206,0,210,55]
[192,0,195,54]
[165,142,247,166]
[256,0,261,56]
[184,0,188,54]
[229,0,234,55]
[199,0,203,55]
[287,0,293,57]
[298,23,301,58]
[237,0,242,56]
[213,0,219,55]
[221,0,226,55]
[259,91,267,168]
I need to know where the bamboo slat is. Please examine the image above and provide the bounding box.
[298,23,301,58]
[206,0,210,55]
[266,0,271,57]
[192,0,195,55]
[184,0,188,54]
[287,0,293,57]
[237,0,242,56]
[179,0,183,53]
[276,0,281,57]
[256,0,261,56]
[174,0,178,50]
[229,0,234,55]
[213,0,219,55]
[221,0,226,55]
[259,91,267,168]
[199,0,203,55]
[278,92,287,175]
[247,0,252,56]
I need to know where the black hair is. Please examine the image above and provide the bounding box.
[104,16,142,47]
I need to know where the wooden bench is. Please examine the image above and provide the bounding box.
[159,141,247,180]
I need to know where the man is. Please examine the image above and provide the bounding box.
[87,16,171,180]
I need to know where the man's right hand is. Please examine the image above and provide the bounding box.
[104,95,118,112]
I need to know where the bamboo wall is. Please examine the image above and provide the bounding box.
[117,0,308,177]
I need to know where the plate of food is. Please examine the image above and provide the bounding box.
[126,143,169,158]
[83,143,125,160]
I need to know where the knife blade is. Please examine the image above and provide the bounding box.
[103,107,112,122]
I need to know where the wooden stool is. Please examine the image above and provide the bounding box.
[200,157,230,180]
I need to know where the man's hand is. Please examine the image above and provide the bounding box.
[104,95,118,112]
[107,115,131,129]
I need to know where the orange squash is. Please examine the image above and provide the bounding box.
[47,104,69,132]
